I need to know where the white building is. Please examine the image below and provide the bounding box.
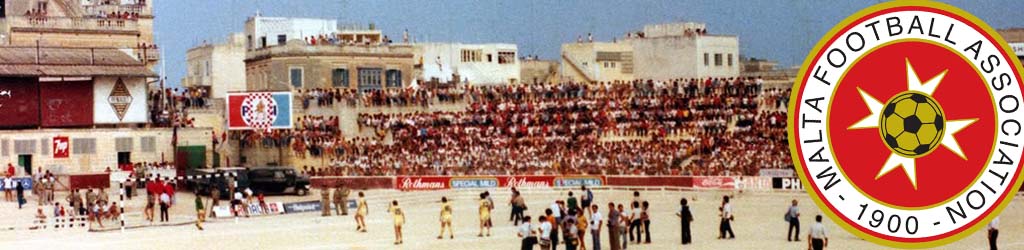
[414,43,519,85]
[184,33,247,99]
[630,22,739,80]
[244,16,383,50]
[244,16,337,50]
[561,22,740,82]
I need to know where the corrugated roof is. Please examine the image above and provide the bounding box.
[0,47,156,77]
[0,65,156,77]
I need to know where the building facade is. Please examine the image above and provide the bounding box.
[184,33,247,99]
[242,16,414,92]
[244,16,383,51]
[244,42,416,91]
[520,59,559,85]
[561,42,634,83]
[561,22,739,83]
[413,43,519,85]
[0,0,159,68]
[0,46,212,174]
[0,1,212,175]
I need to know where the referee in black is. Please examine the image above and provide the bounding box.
[988,217,999,250]
[808,215,828,250]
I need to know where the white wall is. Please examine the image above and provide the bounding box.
[93,76,148,124]
[560,42,634,83]
[415,43,519,85]
[696,35,740,78]
[211,37,247,98]
[246,17,337,50]
[0,127,213,174]
[631,35,739,80]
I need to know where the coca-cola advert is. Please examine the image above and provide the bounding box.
[692,176,737,189]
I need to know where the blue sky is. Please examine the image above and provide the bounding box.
[154,0,1024,87]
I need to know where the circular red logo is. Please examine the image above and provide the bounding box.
[789,1,1024,248]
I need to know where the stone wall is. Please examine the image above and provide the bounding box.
[0,127,213,175]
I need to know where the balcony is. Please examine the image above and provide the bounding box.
[134,47,159,62]
[7,16,140,35]
[246,42,415,62]
[82,4,153,17]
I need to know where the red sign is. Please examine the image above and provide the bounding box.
[52,136,69,158]
[226,92,293,130]
[395,176,562,190]
[396,176,450,190]
[40,81,93,127]
[310,176,394,189]
[68,173,110,190]
[500,176,555,188]
[606,176,692,187]
[0,78,40,127]
[692,176,737,189]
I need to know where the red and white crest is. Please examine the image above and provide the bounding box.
[789,1,1024,248]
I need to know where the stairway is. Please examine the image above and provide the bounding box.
[561,53,596,83]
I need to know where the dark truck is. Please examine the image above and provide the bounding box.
[188,167,310,198]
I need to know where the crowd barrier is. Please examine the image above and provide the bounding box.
[309,176,394,189]
[605,176,691,187]
[69,173,110,189]
[305,175,800,192]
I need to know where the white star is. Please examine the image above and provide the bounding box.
[940,119,976,160]
[849,59,974,189]
[876,154,917,187]
[848,88,884,130]
[905,58,948,96]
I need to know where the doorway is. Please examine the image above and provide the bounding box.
[17,155,31,175]
[117,152,131,165]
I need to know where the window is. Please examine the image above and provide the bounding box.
[247,35,253,49]
[290,67,303,88]
[205,61,211,77]
[141,137,156,152]
[14,140,35,155]
[728,54,734,67]
[714,53,723,66]
[610,62,616,68]
[40,138,49,156]
[115,137,133,152]
[332,68,349,88]
[487,54,493,62]
[72,138,96,155]
[277,34,287,45]
[358,68,383,91]
[1,140,7,156]
[461,49,482,62]
[704,53,709,66]
[498,51,516,64]
[386,69,402,88]
[260,36,267,48]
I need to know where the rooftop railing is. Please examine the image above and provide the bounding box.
[7,16,139,33]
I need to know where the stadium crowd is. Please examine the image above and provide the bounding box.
[242,77,793,177]
[297,87,466,109]
[148,87,209,127]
